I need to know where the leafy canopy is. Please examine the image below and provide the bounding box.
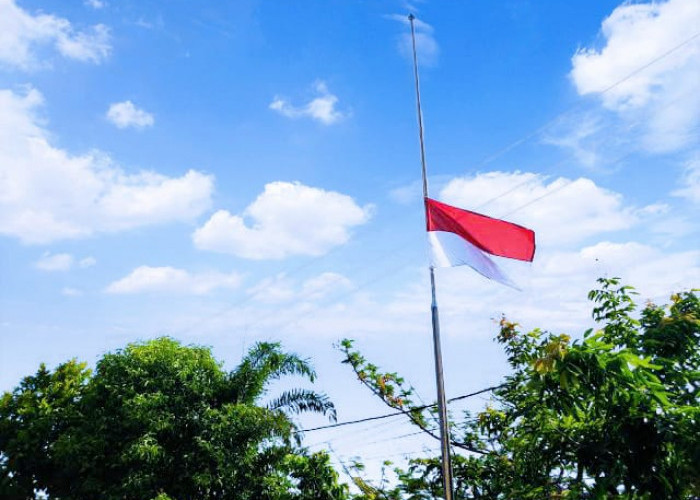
[1,337,346,500]
[342,279,700,499]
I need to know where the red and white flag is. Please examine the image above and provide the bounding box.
[425,198,535,288]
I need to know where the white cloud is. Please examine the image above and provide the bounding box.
[105,266,242,295]
[422,171,699,334]
[34,252,96,271]
[267,240,698,341]
[246,273,297,303]
[106,101,155,129]
[673,155,700,204]
[570,0,699,108]
[0,0,111,69]
[61,287,83,296]
[322,167,696,335]
[120,171,696,361]
[193,181,372,259]
[387,14,439,67]
[636,203,670,217]
[439,171,648,247]
[84,0,105,9]
[534,242,698,299]
[569,0,700,152]
[35,252,73,271]
[200,240,696,344]
[0,87,214,244]
[432,241,700,336]
[269,81,347,125]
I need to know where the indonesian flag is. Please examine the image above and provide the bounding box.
[426,198,535,288]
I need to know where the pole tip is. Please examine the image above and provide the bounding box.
[408,13,415,21]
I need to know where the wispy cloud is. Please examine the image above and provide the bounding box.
[34,252,96,271]
[79,256,97,268]
[105,266,242,295]
[542,116,604,169]
[269,81,347,125]
[673,154,700,205]
[84,0,105,9]
[0,0,111,69]
[35,252,74,271]
[386,13,439,67]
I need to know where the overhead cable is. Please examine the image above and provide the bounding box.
[296,383,505,434]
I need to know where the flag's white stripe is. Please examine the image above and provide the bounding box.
[428,231,518,289]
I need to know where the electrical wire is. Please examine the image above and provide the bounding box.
[160,32,700,342]
[303,416,406,449]
[295,383,504,434]
[346,446,442,462]
[475,31,700,169]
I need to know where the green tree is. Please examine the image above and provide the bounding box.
[342,279,699,499]
[1,337,348,500]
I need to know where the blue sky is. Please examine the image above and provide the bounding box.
[1,0,699,475]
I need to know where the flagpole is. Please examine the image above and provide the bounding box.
[408,13,454,500]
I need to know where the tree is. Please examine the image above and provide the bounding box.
[1,337,348,500]
[342,279,699,499]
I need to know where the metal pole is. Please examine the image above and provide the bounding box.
[408,13,454,500]
[430,266,454,500]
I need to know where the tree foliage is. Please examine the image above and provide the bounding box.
[1,337,347,500]
[342,279,700,499]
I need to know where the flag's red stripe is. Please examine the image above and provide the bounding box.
[425,198,535,262]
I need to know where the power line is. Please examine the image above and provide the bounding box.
[496,148,640,220]
[165,203,423,338]
[345,446,442,462]
[296,383,505,434]
[201,105,684,344]
[160,32,700,342]
[227,27,700,470]
[216,248,419,346]
[305,407,481,450]
[306,424,427,451]
[167,212,424,341]
[248,136,647,337]
[476,31,700,169]
[304,417,409,449]
[360,429,430,447]
[416,31,700,220]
